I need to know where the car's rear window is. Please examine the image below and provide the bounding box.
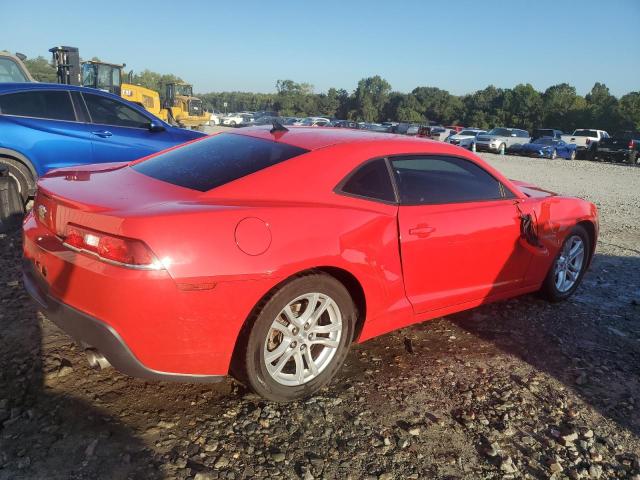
[132,133,309,192]
[573,130,597,137]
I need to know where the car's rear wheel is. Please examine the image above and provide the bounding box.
[471,142,476,152]
[569,150,576,160]
[239,273,356,402]
[540,224,590,302]
[230,121,236,127]
[550,149,557,159]
[498,143,506,155]
[0,157,33,204]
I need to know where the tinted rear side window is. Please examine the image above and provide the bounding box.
[340,158,395,203]
[132,133,309,191]
[0,90,75,121]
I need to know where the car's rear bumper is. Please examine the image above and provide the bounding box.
[21,211,277,380]
[23,258,223,383]
[475,143,499,152]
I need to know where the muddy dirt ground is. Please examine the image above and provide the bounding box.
[1,154,638,480]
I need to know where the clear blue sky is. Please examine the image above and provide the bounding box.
[2,0,639,97]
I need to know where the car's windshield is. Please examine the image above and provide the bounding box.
[0,57,28,82]
[573,129,597,137]
[486,128,511,137]
[175,84,193,96]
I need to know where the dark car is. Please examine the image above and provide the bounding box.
[532,128,563,141]
[595,131,640,164]
[0,82,205,201]
[332,120,359,129]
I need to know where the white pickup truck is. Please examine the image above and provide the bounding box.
[561,129,609,158]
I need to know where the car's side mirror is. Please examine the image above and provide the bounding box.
[148,122,166,133]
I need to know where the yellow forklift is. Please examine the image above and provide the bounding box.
[49,46,167,121]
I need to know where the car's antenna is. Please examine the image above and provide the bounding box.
[270,120,288,134]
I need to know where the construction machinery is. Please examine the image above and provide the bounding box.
[0,51,34,83]
[164,82,209,128]
[49,46,167,121]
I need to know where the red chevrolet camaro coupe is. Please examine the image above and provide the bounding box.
[23,126,598,402]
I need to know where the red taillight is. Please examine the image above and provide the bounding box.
[63,224,162,269]
[629,139,635,149]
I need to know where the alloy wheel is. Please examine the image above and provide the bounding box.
[554,235,585,293]
[263,292,342,386]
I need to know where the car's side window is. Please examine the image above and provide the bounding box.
[339,158,396,203]
[0,90,76,121]
[83,93,150,129]
[390,155,511,205]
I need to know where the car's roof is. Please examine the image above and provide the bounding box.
[0,82,112,95]
[229,125,440,151]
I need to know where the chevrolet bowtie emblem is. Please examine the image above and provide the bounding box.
[37,204,47,221]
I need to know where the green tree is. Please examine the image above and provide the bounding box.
[618,92,640,131]
[542,83,587,132]
[393,94,425,123]
[351,76,391,122]
[23,56,57,82]
[585,82,620,132]
[412,86,462,124]
[502,83,543,131]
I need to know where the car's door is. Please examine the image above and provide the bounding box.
[0,89,92,175]
[81,92,179,164]
[392,155,533,314]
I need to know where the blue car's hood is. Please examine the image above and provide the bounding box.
[522,143,552,150]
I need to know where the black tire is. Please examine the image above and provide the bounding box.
[498,143,506,155]
[0,157,33,204]
[540,224,591,302]
[550,149,557,160]
[237,273,356,402]
[230,121,236,127]
[569,150,576,160]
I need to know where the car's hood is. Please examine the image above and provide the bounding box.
[450,134,474,140]
[522,143,552,150]
[510,179,556,198]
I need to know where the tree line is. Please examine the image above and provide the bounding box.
[200,77,639,134]
[22,56,639,133]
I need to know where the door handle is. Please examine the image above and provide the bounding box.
[408,224,435,238]
[91,130,112,138]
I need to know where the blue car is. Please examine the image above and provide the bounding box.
[514,137,577,160]
[0,82,206,201]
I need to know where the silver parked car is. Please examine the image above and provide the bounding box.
[475,127,530,154]
[447,128,486,150]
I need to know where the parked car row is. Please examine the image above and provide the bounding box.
[211,109,638,165]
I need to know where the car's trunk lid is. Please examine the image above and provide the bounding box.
[34,162,199,237]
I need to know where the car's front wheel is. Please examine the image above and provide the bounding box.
[498,143,506,155]
[239,273,356,402]
[540,224,590,302]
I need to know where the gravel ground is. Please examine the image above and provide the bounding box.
[1,154,638,480]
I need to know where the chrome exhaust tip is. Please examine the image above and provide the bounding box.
[85,349,112,370]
